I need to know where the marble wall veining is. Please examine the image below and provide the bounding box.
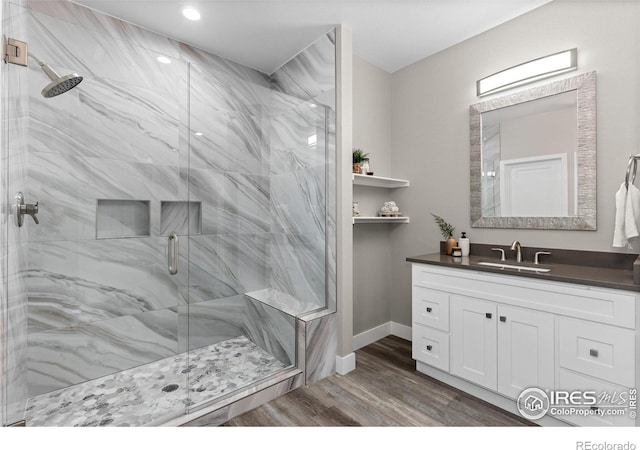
[269,30,336,314]
[20,0,280,399]
[267,30,338,387]
[1,0,336,425]
[302,312,337,385]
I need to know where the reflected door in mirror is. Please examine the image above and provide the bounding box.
[481,90,577,218]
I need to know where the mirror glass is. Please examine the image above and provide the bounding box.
[470,71,596,230]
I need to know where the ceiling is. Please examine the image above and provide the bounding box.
[73,0,553,74]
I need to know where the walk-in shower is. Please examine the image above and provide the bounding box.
[1,0,336,427]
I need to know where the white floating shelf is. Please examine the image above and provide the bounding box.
[353,216,410,224]
[352,173,410,188]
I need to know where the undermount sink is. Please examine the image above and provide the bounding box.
[477,261,551,273]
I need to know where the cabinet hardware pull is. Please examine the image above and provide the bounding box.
[589,349,599,358]
[499,316,506,322]
[486,313,492,319]
[426,307,432,313]
[426,345,433,351]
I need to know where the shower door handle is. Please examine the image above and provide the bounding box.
[168,232,178,275]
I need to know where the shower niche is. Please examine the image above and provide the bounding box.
[160,201,201,236]
[96,199,151,239]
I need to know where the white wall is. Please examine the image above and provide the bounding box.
[336,26,354,360]
[352,55,393,335]
[389,1,640,327]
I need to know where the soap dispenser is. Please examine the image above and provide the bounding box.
[459,232,470,256]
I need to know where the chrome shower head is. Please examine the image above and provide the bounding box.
[30,54,83,98]
[41,72,83,98]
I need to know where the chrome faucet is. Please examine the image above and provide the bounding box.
[510,240,522,263]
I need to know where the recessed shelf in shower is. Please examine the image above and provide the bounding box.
[96,199,151,239]
[160,201,202,236]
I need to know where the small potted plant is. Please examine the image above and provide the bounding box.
[352,149,369,174]
[431,213,457,255]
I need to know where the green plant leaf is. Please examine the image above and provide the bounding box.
[430,212,455,239]
[352,149,369,163]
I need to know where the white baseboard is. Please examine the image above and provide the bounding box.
[390,322,412,341]
[352,321,412,351]
[335,352,356,375]
[353,322,390,350]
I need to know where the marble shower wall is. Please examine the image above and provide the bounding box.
[269,30,337,312]
[300,311,337,385]
[22,0,279,397]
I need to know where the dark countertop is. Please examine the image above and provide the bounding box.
[406,252,640,292]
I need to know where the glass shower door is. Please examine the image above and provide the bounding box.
[1,0,29,426]
[183,61,298,411]
[3,0,194,426]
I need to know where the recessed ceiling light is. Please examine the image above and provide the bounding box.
[194,132,204,136]
[181,6,201,21]
[157,56,171,64]
[309,103,317,108]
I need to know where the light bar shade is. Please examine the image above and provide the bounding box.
[477,48,577,97]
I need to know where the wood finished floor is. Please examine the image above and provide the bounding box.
[222,335,535,427]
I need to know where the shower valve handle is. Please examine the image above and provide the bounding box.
[15,192,40,227]
[23,201,39,224]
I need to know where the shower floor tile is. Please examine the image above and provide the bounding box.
[25,336,288,427]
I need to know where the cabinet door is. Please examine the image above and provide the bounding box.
[497,305,554,399]
[450,296,497,390]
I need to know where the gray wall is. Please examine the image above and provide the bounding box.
[352,55,393,335]
[389,1,640,327]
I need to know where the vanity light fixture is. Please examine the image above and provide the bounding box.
[156,56,171,64]
[181,6,201,21]
[477,48,577,97]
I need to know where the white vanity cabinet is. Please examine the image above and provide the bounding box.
[449,296,498,391]
[449,296,554,397]
[411,263,639,427]
[496,304,554,399]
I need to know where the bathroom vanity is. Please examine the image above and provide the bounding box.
[407,250,640,427]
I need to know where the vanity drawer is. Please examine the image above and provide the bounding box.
[412,264,637,329]
[556,368,636,427]
[558,317,635,387]
[412,285,450,331]
[412,323,449,372]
